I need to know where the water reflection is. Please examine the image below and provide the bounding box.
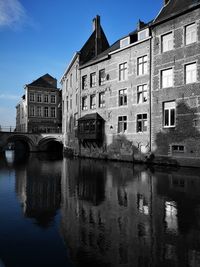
[15,154,62,228]
[1,152,200,266]
[61,159,200,267]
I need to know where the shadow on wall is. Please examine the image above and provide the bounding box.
[153,100,200,165]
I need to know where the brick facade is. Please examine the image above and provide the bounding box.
[62,2,200,166]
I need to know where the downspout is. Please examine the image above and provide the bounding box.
[149,36,152,152]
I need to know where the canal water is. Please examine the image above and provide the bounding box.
[0,151,200,267]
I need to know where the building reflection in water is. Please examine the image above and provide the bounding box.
[15,154,62,228]
[61,159,200,267]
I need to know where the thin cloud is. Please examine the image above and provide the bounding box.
[0,0,26,28]
[0,94,20,100]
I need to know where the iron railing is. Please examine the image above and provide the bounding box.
[0,126,16,132]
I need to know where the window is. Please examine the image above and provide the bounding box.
[119,89,127,106]
[162,32,173,52]
[70,95,72,109]
[76,93,78,106]
[70,73,72,87]
[44,94,48,103]
[120,37,130,48]
[82,96,87,110]
[185,23,196,45]
[163,101,175,127]
[29,106,35,116]
[172,145,184,152]
[137,56,147,75]
[50,107,56,117]
[90,94,96,109]
[161,68,173,88]
[138,28,149,41]
[74,113,78,127]
[119,62,127,81]
[90,72,96,87]
[66,96,69,111]
[99,69,106,85]
[51,95,56,103]
[118,116,127,133]
[37,106,42,117]
[82,75,87,90]
[66,79,68,90]
[29,93,35,102]
[44,107,49,117]
[37,93,42,102]
[76,65,78,81]
[137,114,147,132]
[185,63,197,84]
[99,92,105,108]
[137,84,147,103]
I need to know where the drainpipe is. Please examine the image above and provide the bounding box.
[149,36,152,152]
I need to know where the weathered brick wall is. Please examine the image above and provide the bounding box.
[80,38,151,161]
[152,8,200,165]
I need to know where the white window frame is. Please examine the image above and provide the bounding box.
[37,106,42,117]
[120,37,130,48]
[29,93,35,102]
[82,96,87,110]
[29,105,35,117]
[90,94,96,109]
[185,23,197,45]
[90,72,96,87]
[161,32,173,53]
[99,92,105,108]
[119,89,127,106]
[44,107,49,117]
[137,114,148,132]
[138,28,149,41]
[118,116,127,133]
[44,94,49,103]
[50,107,56,118]
[137,56,148,76]
[161,68,173,88]
[119,62,128,81]
[163,101,176,128]
[50,94,56,104]
[137,84,148,104]
[185,62,197,84]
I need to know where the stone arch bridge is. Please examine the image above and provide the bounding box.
[0,132,63,153]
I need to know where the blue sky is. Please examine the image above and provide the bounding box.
[0,0,163,127]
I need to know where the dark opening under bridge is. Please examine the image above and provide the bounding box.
[0,131,64,153]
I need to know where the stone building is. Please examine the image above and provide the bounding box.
[62,16,152,161]
[61,0,200,167]
[151,0,200,166]
[16,74,62,133]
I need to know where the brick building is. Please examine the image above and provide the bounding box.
[62,0,200,166]
[151,0,200,166]
[16,74,62,133]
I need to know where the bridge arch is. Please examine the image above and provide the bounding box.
[38,137,63,153]
[6,134,36,153]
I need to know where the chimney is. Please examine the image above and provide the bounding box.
[93,15,101,56]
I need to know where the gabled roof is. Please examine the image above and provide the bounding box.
[154,0,200,25]
[27,73,57,88]
[79,26,109,65]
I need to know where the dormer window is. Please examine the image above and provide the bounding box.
[120,37,130,48]
[138,28,149,41]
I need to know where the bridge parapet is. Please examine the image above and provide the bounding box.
[0,132,64,152]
